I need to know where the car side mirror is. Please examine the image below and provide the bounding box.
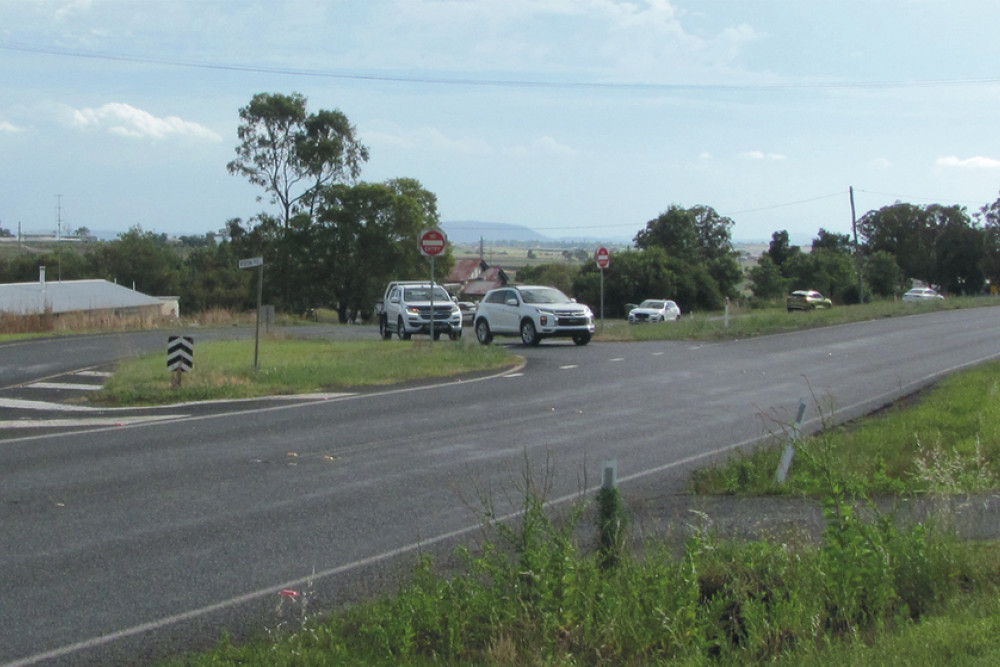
[506,298,518,307]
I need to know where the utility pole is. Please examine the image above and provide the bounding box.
[850,186,862,303]
[55,194,64,280]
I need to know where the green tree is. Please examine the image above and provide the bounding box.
[179,242,252,311]
[766,229,800,270]
[634,204,741,298]
[865,250,904,297]
[515,263,580,295]
[977,192,1000,290]
[858,203,938,285]
[933,214,985,295]
[746,255,789,300]
[227,92,369,227]
[812,228,853,254]
[88,226,181,296]
[572,247,723,317]
[783,248,857,303]
[281,178,445,322]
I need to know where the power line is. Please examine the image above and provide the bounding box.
[725,191,846,215]
[4,40,1000,92]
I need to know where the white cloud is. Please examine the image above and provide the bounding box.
[936,155,1000,170]
[67,103,221,142]
[365,125,493,155]
[53,0,95,22]
[0,120,24,133]
[360,0,757,83]
[502,135,576,158]
[738,151,786,161]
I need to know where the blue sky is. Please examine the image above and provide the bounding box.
[2,0,999,245]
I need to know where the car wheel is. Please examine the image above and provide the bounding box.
[379,316,392,340]
[449,328,462,341]
[475,318,492,345]
[520,319,540,346]
[397,317,411,340]
[572,333,591,346]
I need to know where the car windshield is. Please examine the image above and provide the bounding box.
[404,286,451,302]
[639,300,665,309]
[520,287,572,304]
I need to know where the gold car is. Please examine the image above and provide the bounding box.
[786,290,832,311]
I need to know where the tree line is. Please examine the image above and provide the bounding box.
[4,91,998,320]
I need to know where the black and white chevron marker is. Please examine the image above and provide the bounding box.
[167,336,194,372]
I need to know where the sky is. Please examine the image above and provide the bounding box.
[2,0,1000,246]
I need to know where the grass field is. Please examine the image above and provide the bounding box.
[95,337,518,406]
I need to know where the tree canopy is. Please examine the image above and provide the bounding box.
[227,92,370,228]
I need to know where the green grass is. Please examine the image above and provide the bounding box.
[172,482,1000,666]
[692,359,1000,497]
[95,338,517,406]
[596,296,998,342]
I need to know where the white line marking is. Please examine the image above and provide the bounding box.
[653,352,665,356]
[504,372,524,378]
[28,382,103,391]
[559,365,578,370]
[0,416,186,429]
[609,357,625,362]
[75,371,112,378]
[0,398,108,412]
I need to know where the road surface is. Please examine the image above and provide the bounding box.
[2,308,999,665]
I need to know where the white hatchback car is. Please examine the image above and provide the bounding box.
[902,288,944,302]
[474,285,595,346]
[628,299,681,323]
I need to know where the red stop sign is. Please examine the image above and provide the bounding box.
[595,246,610,269]
[419,228,447,257]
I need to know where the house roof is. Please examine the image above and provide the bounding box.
[445,258,487,283]
[461,267,510,297]
[0,279,164,315]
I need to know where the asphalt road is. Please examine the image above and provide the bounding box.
[2,309,1000,665]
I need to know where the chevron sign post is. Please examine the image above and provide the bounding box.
[167,336,194,386]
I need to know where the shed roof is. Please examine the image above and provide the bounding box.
[0,279,164,315]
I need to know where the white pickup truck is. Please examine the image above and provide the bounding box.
[376,281,463,341]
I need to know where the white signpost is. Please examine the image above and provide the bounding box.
[239,256,264,368]
[595,246,609,330]
[419,228,448,344]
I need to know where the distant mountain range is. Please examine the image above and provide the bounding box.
[441,220,635,245]
[442,221,550,244]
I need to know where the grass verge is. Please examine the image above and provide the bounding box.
[95,338,517,406]
[172,478,1000,666]
[595,296,998,342]
[692,359,1000,497]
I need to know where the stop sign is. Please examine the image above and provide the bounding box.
[419,228,447,257]
[595,246,610,269]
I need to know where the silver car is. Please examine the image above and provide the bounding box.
[628,299,681,323]
[902,288,944,302]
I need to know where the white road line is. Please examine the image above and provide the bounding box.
[0,394,357,413]
[0,398,106,412]
[28,382,103,391]
[75,371,112,378]
[0,416,186,429]
[609,357,625,362]
[559,365,578,370]
[504,372,524,378]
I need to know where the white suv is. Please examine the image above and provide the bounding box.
[383,282,463,340]
[473,285,595,346]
